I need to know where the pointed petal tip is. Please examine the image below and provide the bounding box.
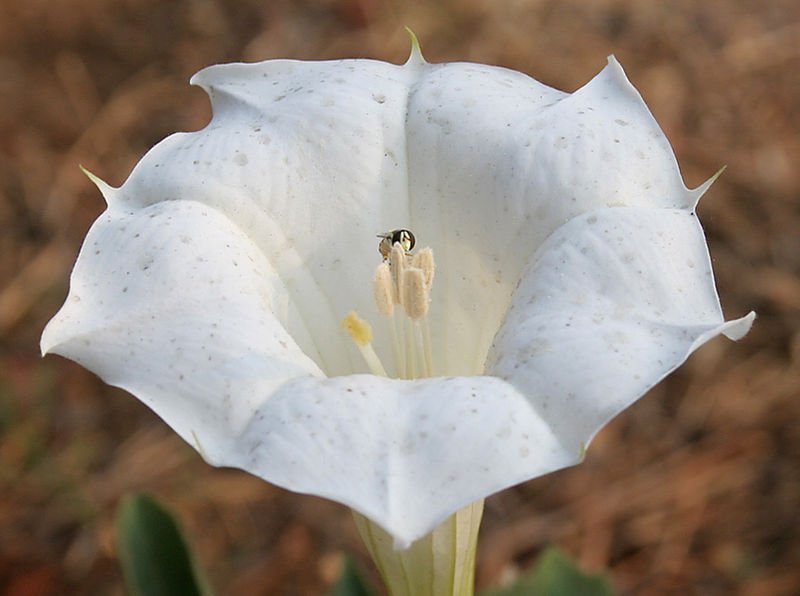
[722,311,756,341]
[690,165,727,209]
[39,319,59,358]
[605,54,625,76]
[404,27,426,66]
[189,62,230,92]
[80,165,117,205]
[599,54,639,98]
[189,66,211,89]
[40,306,70,355]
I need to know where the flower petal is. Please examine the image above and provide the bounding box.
[111,58,424,376]
[486,207,754,449]
[42,52,753,547]
[42,199,324,448]
[41,200,574,544]
[232,374,572,548]
[86,56,702,377]
[406,57,706,374]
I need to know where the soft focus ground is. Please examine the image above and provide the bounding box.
[0,1,797,594]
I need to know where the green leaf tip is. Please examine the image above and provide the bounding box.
[479,547,615,596]
[117,493,213,596]
[330,555,377,596]
[404,27,426,66]
[528,548,615,596]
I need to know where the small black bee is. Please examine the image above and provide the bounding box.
[377,229,415,260]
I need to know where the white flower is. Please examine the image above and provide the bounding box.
[41,43,753,548]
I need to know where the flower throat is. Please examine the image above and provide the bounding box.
[342,230,435,379]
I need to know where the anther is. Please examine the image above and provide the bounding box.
[373,262,395,316]
[367,230,435,379]
[390,242,407,306]
[411,247,435,290]
[402,268,430,321]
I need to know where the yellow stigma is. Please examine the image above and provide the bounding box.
[342,311,388,376]
[341,311,373,347]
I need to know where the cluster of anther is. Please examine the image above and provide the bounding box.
[342,229,435,379]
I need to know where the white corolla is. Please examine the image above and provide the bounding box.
[42,41,753,548]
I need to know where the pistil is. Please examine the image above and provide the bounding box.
[341,311,388,377]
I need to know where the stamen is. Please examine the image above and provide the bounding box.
[405,318,416,379]
[402,268,429,321]
[403,268,433,377]
[373,261,404,376]
[389,243,416,378]
[390,242,406,306]
[368,234,436,379]
[411,247,435,290]
[389,310,404,378]
[373,262,394,316]
[411,248,435,376]
[341,311,388,376]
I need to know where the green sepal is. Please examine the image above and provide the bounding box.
[117,493,213,596]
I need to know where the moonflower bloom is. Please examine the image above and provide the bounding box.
[42,41,753,556]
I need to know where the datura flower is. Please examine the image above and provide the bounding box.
[42,41,753,552]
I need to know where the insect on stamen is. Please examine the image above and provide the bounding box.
[377,228,416,260]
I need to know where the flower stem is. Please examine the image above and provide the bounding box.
[352,500,484,596]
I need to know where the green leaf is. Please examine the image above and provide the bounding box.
[330,555,376,596]
[117,493,212,596]
[480,547,614,596]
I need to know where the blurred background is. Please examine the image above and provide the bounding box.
[1,0,797,594]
